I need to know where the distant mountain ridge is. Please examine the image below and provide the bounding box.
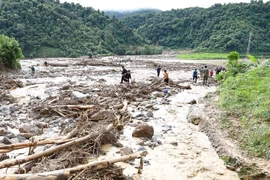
[120,1,270,53]
[104,8,162,18]
[0,0,147,57]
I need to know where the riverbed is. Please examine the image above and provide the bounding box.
[1,56,238,179]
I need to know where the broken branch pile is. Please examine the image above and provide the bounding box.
[0,77,189,179]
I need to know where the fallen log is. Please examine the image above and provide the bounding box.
[61,127,78,140]
[48,105,95,109]
[0,151,147,180]
[0,138,75,153]
[84,62,120,67]
[47,63,69,67]
[175,84,191,90]
[0,124,114,169]
[112,104,124,110]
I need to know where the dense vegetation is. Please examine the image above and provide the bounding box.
[217,52,270,159]
[0,35,23,69]
[121,1,270,53]
[0,0,162,58]
[105,9,161,19]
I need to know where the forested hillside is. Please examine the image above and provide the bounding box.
[105,9,161,19]
[0,0,148,57]
[121,1,270,53]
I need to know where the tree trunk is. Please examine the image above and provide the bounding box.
[0,151,147,180]
[0,124,114,169]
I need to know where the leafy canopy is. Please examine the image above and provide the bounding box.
[0,0,157,58]
[0,35,23,69]
[120,1,270,53]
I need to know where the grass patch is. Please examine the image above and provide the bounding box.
[177,53,229,60]
[218,66,270,159]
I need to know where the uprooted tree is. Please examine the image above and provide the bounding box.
[0,35,23,69]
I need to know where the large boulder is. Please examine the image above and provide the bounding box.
[132,124,154,139]
[19,124,43,135]
[187,105,205,125]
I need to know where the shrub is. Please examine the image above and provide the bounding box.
[0,35,23,69]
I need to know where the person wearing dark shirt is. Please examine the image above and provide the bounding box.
[123,70,131,84]
[193,69,198,83]
[31,66,35,76]
[203,66,209,85]
[121,66,127,83]
[157,65,161,77]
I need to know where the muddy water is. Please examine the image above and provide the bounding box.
[6,57,239,179]
[99,85,239,179]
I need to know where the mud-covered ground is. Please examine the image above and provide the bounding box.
[0,55,245,179]
[194,92,270,180]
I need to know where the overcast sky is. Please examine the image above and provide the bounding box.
[60,0,255,11]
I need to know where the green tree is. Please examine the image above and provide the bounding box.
[0,34,23,69]
[0,0,147,57]
[120,1,270,53]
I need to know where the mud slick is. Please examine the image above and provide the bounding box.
[0,55,262,179]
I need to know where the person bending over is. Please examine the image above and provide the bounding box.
[163,69,169,85]
[123,70,132,84]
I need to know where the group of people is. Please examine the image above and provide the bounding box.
[120,64,226,86]
[192,66,212,85]
[215,66,226,75]
[193,65,226,85]
[120,65,169,85]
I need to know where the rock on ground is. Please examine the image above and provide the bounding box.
[132,124,154,139]
[187,105,205,125]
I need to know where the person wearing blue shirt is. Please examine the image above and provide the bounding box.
[193,69,198,83]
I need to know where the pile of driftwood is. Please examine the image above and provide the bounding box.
[0,78,191,179]
[0,82,147,179]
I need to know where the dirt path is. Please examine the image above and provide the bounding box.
[0,56,239,179]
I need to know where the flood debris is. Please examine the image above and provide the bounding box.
[0,74,189,179]
[0,56,222,179]
[0,78,23,104]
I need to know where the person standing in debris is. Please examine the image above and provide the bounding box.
[193,69,198,83]
[123,70,132,84]
[210,69,214,77]
[31,66,35,76]
[163,69,169,85]
[215,66,222,75]
[121,66,127,83]
[199,66,204,78]
[44,61,48,67]
[203,65,209,85]
[157,65,161,77]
